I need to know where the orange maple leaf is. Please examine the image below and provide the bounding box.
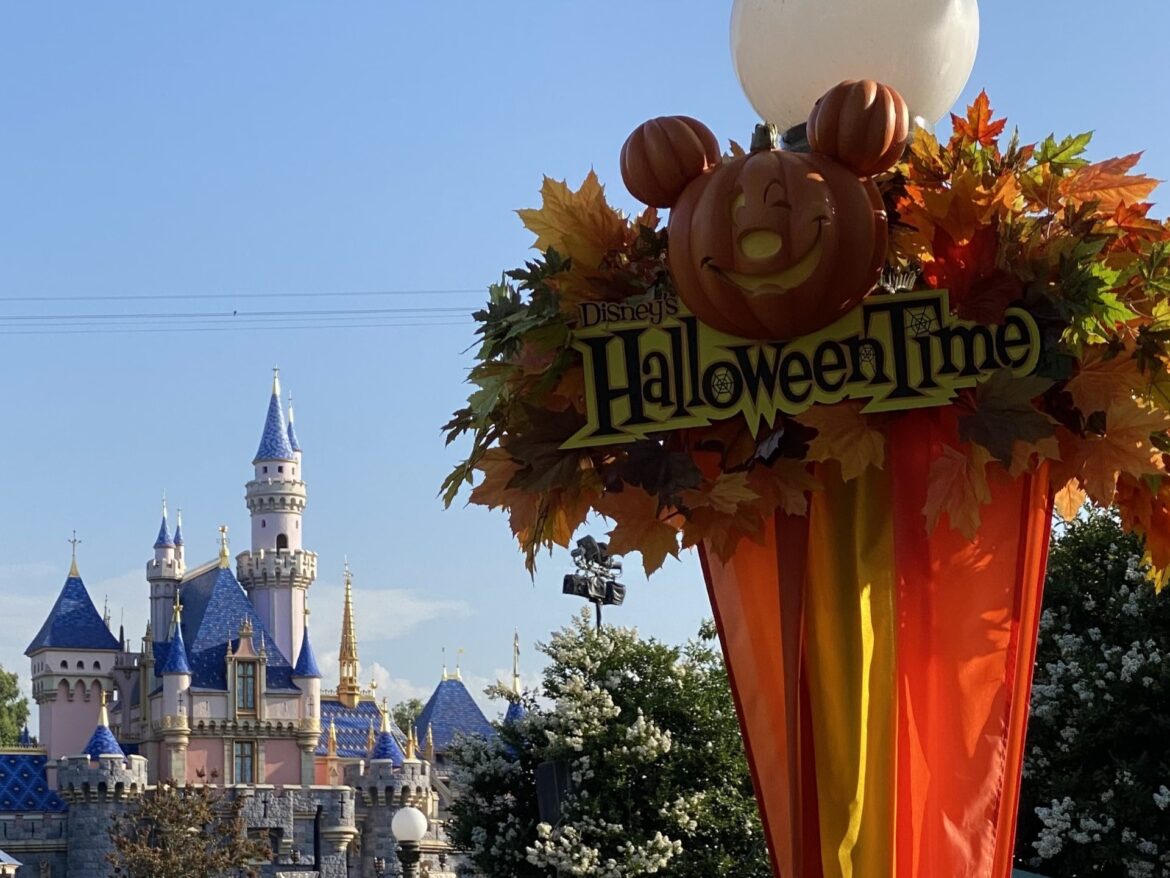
[1060,153,1160,213]
[747,460,820,518]
[923,444,993,538]
[682,472,758,515]
[796,402,885,481]
[1009,434,1062,479]
[950,91,1007,147]
[1053,480,1087,522]
[1065,347,1143,416]
[596,487,681,576]
[1073,399,1167,504]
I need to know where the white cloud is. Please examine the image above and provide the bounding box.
[309,585,471,646]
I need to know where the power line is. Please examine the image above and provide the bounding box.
[0,288,485,303]
[0,305,473,322]
[0,319,472,336]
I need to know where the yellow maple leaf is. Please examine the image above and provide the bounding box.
[797,402,885,481]
[682,472,758,515]
[1053,480,1087,521]
[923,444,993,538]
[596,487,681,576]
[516,172,628,271]
[747,460,820,518]
[469,449,525,511]
[1065,347,1143,416]
[1074,398,1167,504]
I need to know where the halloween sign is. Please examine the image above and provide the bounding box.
[565,289,1041,448]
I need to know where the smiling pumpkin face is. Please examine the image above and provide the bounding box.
[667,148,887,340]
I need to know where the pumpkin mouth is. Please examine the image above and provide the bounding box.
[702,221,826,294]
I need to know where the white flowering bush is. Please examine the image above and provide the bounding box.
[1016,511,1170,876]
[446,612,769,878]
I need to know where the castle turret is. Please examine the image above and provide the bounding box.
[147,497,183,636]
[237,369,317,664]
[292,604,322,784]
[158,602,191,782]
[26,543,120,765]
[59,691,147,878]
[504,631,527,726]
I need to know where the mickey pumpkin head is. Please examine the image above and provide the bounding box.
[622,80,910,340]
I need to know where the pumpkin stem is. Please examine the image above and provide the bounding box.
[780,122,811,154]
[750,123,779,152]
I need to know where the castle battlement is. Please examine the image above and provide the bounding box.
[146,556,183,580]
[236,548,318,586]
[346,758,432,807]
[56,754,148,802]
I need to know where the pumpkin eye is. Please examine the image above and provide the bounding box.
[730,191,746,219]
[764,181,791,209]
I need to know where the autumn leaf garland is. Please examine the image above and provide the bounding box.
[444,94,1170,587]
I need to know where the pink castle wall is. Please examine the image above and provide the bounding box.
[42,680,102,761]
[264,740,301,785]
[187,739,225,784]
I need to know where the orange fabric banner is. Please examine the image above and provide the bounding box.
[700,410,1054,878]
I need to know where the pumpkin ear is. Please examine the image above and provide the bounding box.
[807,80,910,178]
[621,116,722,208]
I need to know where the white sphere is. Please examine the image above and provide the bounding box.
[391,806,428,843]
[730,0,980,131]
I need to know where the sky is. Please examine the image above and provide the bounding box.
[2,2,1169,723]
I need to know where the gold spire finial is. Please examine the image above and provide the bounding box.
[441,647,448,682]
[366,717,376,751]
[68,531,81,577]
[327,717,337,756]
[456,647,464,682]
[512,630,522,696]
[379,698,391,734]
[425,723,435,763]
[218,525,230,568]
[170,599,183,630]
[337,560,361,708]
[405,725,417,760]
[99,687,110,728]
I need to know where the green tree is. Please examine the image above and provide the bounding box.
[446,611,770,878]
[393,697,424,733]
[1015,510,1170,876]
[108,776,273,878]
[0,664,30,746]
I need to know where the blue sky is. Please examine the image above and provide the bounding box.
[2,3,1168,718]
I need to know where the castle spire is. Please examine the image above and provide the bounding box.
[218,525,230,569]
[98,687,110,728]
[68,531,81,578]
[326,718,337,757]
[512,630,522,696]
[254,368,295,462]
[173,508,184,547]
[287,392,302,453]
[337,560,361,708]
[154,495,173,549]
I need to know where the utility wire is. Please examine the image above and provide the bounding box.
[0,288,484,303]
[0,319,471,336]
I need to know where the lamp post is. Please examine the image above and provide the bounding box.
[562,535,626,630]
[730,0,979,140]
[390,806,428,878]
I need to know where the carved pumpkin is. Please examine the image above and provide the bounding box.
[621,81,906,340]
[620,116,722,208]
[807,79,911,177]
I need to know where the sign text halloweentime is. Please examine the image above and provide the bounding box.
[562,290,1041,449]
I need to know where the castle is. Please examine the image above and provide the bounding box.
[0,373,508,878]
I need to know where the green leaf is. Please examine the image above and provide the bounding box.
[957,370,1055,464]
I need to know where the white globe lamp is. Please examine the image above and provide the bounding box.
[731,0,980,133]
[391,806,428,878]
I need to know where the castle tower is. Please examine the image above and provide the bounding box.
[146,497,183,636]
[292,603,323,785]
[158,601,191,782]
[58,692,148,878]
[504,631,527,726]
[26,543,120,766]
[336,561,361,709]
[237,369,318,664]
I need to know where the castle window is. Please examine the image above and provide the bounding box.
[60,660,67,669]
[278,465,284,473]
[236,662,257,713]
[76,661,84,669]
[261,520,266,528]
[93,661,101,670]
[234,741,255,783]
[276,534,288,550]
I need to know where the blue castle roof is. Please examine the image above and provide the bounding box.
[504,700,527,725]
[317,699,406,758]
[173,519,184,546]
[153,565,296,692]
[0,753,65,812]
[287,415,301,453]
[370,730,405,765]
[292,626,321,678]
[25,572,120,655]
[414,678,495,753]
[255,389,295,462]
[154,514,173,549]
[159,620,191,676]
[82,724,124,760]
